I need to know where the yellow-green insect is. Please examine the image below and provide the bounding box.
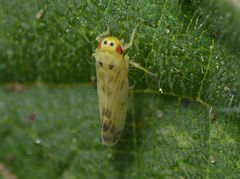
[93,27,153,146]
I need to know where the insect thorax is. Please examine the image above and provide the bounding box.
[95,50,123,67]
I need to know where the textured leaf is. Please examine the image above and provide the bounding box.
[0,0,240,178]
[0,87,239,178]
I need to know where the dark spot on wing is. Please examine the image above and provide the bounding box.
[109,64,114,70]
[99,61,103,67]
[103,119,112,132]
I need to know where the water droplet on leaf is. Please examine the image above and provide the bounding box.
[209,156,216,164]
[35,138,41,144]
[159,88,163,93]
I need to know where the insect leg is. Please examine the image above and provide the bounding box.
[129,60,156,77]
[123,25,138,51]
[96,27,110,42]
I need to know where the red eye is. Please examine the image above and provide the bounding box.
[98,41,102,48]
[116,44,123,54]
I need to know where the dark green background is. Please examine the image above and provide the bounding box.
[0,0,239,178]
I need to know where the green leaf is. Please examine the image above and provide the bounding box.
[0,87,239,178]
[0,0,240,178]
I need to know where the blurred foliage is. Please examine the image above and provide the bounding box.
[0,87,239,178]
[0,0,240,178]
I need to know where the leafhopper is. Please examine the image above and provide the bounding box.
[93,27,154,146]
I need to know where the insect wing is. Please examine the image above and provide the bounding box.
[95,52,128,146]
